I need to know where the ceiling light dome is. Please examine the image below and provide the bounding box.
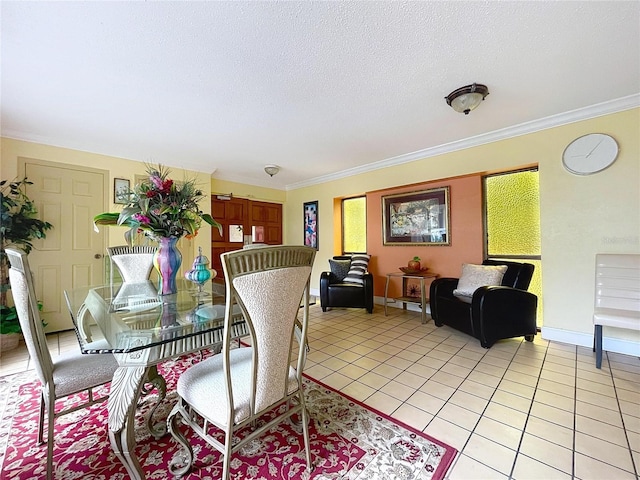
[445,83,489,115]
[264,164,280,177]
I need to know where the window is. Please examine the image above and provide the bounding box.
[342,196,366,254]
[484,168,543,323]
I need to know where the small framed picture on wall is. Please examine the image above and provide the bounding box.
[303,201,318,249]
[114,178,130,205]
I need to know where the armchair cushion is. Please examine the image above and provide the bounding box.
[343,254,371,285]
[453,264,508,302]
[328,258,352,282]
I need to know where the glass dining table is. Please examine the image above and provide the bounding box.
[64,278,246,480]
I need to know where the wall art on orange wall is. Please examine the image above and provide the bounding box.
[382,187,450,246]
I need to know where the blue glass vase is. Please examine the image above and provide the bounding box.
[153,237,182,295]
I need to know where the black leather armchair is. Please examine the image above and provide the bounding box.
[429,260,538,348]
[320,256,374,314]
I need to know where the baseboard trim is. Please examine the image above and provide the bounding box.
[374,296,431,315]
[321,294,637,359]
[541,326,640,358]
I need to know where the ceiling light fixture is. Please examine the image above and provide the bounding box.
[264,164,280,177]
[445,83,489,115]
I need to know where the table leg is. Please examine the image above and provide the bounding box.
[402,277,408,311]
[384,275,390,316]
[420,277,427,324]
[144,365,167,438]
[108,365,149,480]
[76,302,93,343]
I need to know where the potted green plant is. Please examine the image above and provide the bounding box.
[0,178,53,351]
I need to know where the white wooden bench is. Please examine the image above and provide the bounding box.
[593,253,640,368]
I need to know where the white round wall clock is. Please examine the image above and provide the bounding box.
[562,133,619,175]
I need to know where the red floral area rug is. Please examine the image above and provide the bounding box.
[0,353,456,479]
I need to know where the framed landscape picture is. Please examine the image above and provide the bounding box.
[303,201,318,249]
[382,186,450,245]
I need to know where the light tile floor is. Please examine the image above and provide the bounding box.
[1,304,638,479]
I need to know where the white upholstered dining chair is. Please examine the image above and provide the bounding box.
[107,244,157,285]
[78,244,158,342]
[6,248,119,480]
[167,245,316,479]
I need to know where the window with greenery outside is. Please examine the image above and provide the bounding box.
[0,178,53,334]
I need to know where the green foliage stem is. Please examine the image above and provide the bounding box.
[0,177,54,316]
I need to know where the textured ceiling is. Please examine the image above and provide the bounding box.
[2,1,639,189]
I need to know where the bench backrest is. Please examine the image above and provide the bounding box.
[595,253,640,312]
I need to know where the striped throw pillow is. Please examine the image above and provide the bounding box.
[343,254,371,285]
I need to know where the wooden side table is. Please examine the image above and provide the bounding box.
[384,272,438,324]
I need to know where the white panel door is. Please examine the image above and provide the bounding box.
[24,161,106,332]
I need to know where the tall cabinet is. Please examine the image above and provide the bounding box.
[210,196,283,277]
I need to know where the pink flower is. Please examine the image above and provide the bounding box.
[133,213,150,224]
[150,173,163,189]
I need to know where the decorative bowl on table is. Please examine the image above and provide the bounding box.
[399,266,429,274]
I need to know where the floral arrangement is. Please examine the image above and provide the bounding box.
[94,164,221,244]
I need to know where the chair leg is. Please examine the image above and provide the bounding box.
[222,430,233,480]
[37,393,45,445]
[167,402,195,478]
[595,324,603,369]
[300,397,313,472]
[46,395,55,480]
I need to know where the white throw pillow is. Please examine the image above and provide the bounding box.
[453,263,508,302]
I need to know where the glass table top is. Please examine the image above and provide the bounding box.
[64,279,245,355]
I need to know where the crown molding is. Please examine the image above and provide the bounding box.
[285,94,640,190]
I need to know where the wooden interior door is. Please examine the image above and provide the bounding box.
[23,160,107,332]
[210,197,282,281]
[250,202,282,245]
[211,197,249,278]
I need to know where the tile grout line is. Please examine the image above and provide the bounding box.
[608,352,639,478]
[507,337,553,479]
[572,344,578,480]
[409,337,523,477]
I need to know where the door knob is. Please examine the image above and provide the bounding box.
[94,253,103,259]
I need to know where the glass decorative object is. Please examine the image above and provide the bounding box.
[185,247,216,295]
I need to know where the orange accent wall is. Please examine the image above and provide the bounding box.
[366,175,484,298]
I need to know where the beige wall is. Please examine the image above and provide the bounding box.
[0,138,213,263]
[285,108,640,355]
[211,178,286,204]
[3,108,638,353]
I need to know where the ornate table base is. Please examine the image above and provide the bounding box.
[108,364,167,479]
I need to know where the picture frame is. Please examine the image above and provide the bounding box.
[303,201,318,249]
[404,278,423,298]
[114,178,130,205]
[382,186,450,245]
